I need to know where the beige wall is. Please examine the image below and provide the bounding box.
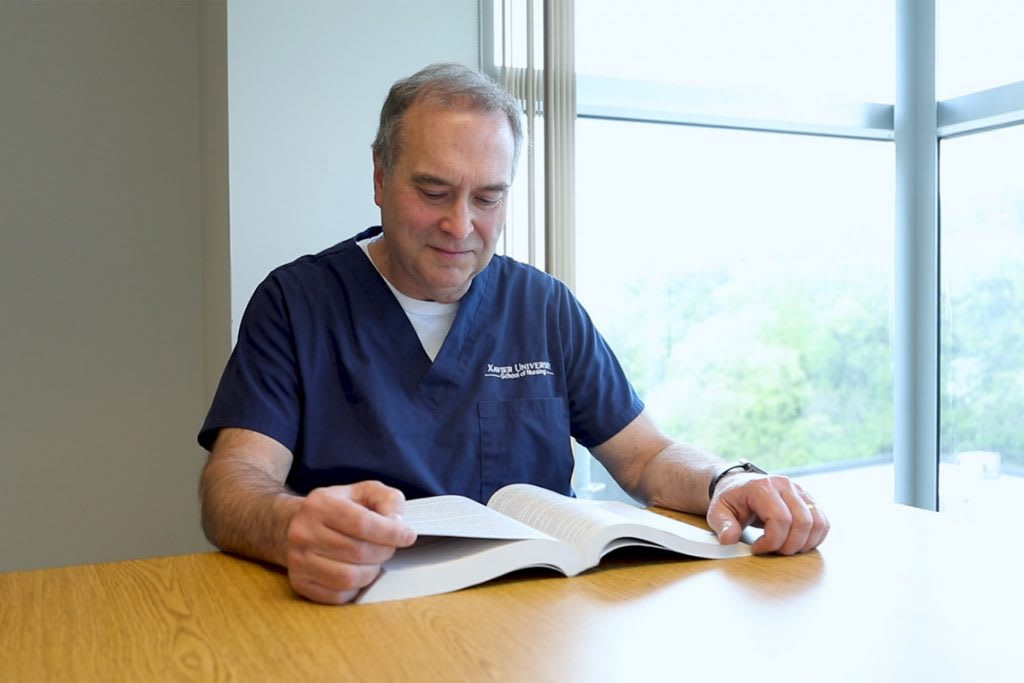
[1,1,207,571]
[0,0,477,573]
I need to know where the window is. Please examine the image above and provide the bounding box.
[939,125,1024,518]
[936,0,1024,99]
[577,0,894,103]
[572,1,896,505]
[934,0,1024,516]
[484,0,1024,511]
[575,120,894,503]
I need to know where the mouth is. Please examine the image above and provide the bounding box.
[429,245,473,257]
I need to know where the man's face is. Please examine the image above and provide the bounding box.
[372,100,515,303]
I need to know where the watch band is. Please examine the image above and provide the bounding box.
[707,459,768,501]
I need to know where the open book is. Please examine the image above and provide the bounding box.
[355,483,757,604]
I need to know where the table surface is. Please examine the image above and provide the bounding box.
[2,502,1022,683]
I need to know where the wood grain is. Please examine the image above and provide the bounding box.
[2,504,1022,682]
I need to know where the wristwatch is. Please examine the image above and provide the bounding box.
[707,459,768,501]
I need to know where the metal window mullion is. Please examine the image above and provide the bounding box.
[577,74,895,141]
[894,0,939,510]
[937,80,1024,138]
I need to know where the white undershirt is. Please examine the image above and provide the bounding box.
[357,236,458,361]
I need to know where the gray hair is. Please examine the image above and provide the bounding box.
[372,63,524,175]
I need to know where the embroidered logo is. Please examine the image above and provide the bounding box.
[484,360,555,380]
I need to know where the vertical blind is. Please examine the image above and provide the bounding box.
[486,0,577,290]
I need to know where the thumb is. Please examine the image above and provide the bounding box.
[350,480,407,518]
[707,501,744,545]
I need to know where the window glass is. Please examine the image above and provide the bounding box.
[575,119,895,505]
[576,0,894,103]
[939,125,1024,519]
[937,0,1024,100]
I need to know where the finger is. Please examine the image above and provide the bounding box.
[311,532,402,566]
[286,519,399,568]
[314,486,417,547]
[329,494,417,547]
[289,556,383,605]
[790,480,830,552]
[291,493,410,564]
[802,502,830,552]
[706,499,746,545]
[748,485,793,555]
[294,582,360,606]
[775,487,813,555]
[349,480,408,519]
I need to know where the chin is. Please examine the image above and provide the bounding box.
[429,265,473,284]
[432,282,471,299]
[424,277,473,301]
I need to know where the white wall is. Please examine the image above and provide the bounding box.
[0,0,478,573]
[227,0,479,332]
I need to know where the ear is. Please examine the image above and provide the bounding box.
[372,154,386,209]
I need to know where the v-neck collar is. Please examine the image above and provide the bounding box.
[343,229,497,398]
[424,259,493,385]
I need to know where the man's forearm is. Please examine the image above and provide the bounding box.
[589,412,726,514]
[634,442,725,515]
[199,457,303,568]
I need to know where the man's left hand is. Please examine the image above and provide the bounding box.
[707,474,829,555]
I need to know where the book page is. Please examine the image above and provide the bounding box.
[403,495,553,541]
[587,500,721,543]
[486,484,632,550]
[588,500,763,546]
[488,484,755,561]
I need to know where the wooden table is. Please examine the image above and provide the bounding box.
[2,503,1022,682]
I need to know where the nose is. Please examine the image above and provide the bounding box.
[439,200,473,240]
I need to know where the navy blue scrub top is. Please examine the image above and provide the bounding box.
[198,227,644,503]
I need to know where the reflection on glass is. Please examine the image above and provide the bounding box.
[575,119,894,504]
[937,0,1024,99]
[576,0,894,103]
[939,125,1024,518]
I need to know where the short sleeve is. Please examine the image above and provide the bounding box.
[197,276,302,452]
[559,286,645,448]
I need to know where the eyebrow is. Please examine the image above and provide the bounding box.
[411,173,509,194]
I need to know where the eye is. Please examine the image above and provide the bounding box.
[475,194,503,208]
[420,188,446,201]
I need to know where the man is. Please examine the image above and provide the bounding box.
[198,63,829,605]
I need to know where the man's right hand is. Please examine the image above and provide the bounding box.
[199,429,418,604]
[284,481,418,605]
